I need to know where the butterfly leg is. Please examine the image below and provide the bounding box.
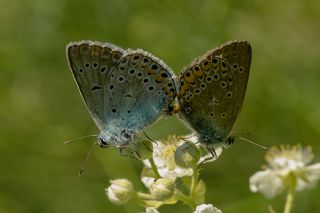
[118,146,140,160]
[143,131,158,146]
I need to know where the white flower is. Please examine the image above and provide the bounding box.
[142,134,223,188]
[145,207,159,213]
[106,179,134,205]
[249,145,320,198]
[194,204,222,213]
[142,135,193,186]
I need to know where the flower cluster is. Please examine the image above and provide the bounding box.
[106,134,223,212]
[106,136,320,213]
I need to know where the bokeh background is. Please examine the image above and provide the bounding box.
[1,0,320,212]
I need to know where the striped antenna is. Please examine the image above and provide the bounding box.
[64,135,98,144]
[239,137,269,151]
[79,141,97,176]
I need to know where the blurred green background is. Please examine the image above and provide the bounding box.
[1,0,320,212]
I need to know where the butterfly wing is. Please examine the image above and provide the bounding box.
[103,49,177,145]
[66,41,124,129]
[178,41,251,145]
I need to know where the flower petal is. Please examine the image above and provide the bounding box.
[249,170,283,199]
[194,204,222,213]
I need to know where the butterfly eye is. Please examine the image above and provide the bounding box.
[99,138,109,148]
[225,137,235,147]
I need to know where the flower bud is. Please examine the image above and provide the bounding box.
[175,141,201,168]
[106,179,134,205]
[194,204,222,213]
[134,140,153,160]
[150,178,174,201]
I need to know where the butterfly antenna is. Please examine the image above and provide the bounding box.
[64,135,97,144]
[79,141,97,176]
[239,137,269,151]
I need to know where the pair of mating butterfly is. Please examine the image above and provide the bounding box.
[66,40,251,155]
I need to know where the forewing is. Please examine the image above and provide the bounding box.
[178,41,251,141]
[66,41,124,129]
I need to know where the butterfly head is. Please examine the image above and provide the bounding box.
[98,137,110,148]
[200,134,235,151]
[223,136,235,149]
[98,129,136,147]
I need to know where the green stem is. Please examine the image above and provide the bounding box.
[284,185,295,213]
[149,157,161,178]
[136,192,154,200]
[190,167,199,197]
[132,191,156,208]
[175,190,197,209]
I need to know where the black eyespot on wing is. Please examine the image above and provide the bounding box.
[161,72,168,78]
[129,69,135,75]
[91,85,102,91]
[151,64,158,70]
[212,58,218,64]
[100,67,106,72]
[233,64,238,69]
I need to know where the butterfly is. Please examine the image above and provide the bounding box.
[66,41,177,148]
[176,40,252,155]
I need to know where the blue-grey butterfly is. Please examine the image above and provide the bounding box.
[177,40,252,154]
[66,41,177,148]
